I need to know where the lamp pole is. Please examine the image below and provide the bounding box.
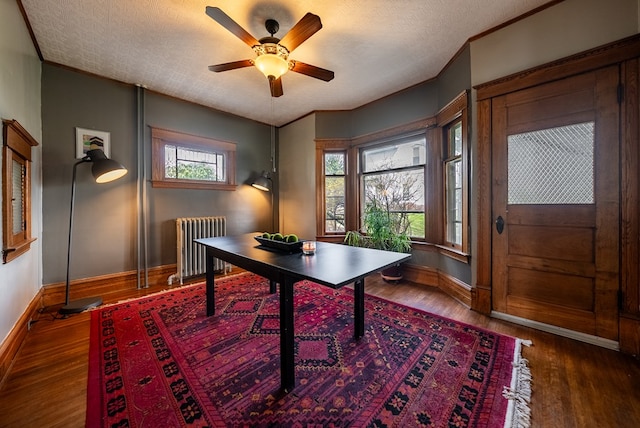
[59,149,127,315]
[61,157,103,314]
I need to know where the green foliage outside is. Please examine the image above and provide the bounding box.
[166,162,219,181]
[325,154,344,175]
[407,212,425,237]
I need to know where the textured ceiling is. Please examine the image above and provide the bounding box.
[21,0,552,126]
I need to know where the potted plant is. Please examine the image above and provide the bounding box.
[344,203,412,281]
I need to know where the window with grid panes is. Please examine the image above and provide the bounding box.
[151,127,236,190]
[324,151,346,233]
[444,119,464,249]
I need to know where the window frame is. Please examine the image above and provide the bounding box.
[316,118,436,242]
[151,127,236,190]
[437,91,469,256]
[322,150,348,235]
[316,139,356,238]
[358,132,428,240]
[2,119,38,264]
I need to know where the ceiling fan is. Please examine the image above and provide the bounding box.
[206,6,335,97]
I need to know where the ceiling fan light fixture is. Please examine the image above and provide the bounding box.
[253,43,290,79]
[207,8,332,97]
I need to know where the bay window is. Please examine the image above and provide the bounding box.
[316,92,468,261]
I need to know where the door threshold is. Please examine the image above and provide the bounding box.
[491,311,619,351]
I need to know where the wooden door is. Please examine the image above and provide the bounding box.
[491,67,620,340]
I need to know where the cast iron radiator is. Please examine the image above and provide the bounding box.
[168,216,230,285]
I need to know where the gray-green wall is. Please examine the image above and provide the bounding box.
[42,64,272,284]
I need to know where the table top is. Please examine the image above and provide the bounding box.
[195,233,411,288]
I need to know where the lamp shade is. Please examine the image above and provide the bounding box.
[253,43,290,80]
[254,54,289,79]
[85,148,128,183]
[252,171,272,192]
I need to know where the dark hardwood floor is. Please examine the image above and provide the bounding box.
[1,270,639,427]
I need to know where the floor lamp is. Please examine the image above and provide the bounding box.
[59,148,128,315]
[252,171,275,231]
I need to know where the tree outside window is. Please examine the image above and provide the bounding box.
[165,145,226,182]
[361,136,426,238]
[324,152,346,233]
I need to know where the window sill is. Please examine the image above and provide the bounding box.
[3,237,36,264]
[316,237,469,264]
[435,244,470,263]
[151,180,236,191]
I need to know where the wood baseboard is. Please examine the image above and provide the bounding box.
[472,285,492,315]
[403,263,439,286]
[439,273,472,307]
[0,288,43,388]
[403,263,473,308]
[42,264,178,308]
[620,315,640,357]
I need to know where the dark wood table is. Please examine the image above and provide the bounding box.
[195,233,411,392]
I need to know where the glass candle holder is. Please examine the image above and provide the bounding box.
[302,240,316,255]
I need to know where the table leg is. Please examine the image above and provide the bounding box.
[270,280,277,294]
[206,249,215,316]
[354,278,365,339]
[280,277,295,392]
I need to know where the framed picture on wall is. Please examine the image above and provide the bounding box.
[75,127,110,159]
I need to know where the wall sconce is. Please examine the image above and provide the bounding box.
[252,170,275,231]
[251,170,272,192]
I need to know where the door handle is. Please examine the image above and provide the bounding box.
[496,216,504,234]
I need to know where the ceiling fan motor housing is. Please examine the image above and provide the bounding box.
[265,18,279,36]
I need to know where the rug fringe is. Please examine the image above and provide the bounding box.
[503,338,532,428]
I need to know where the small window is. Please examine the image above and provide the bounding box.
[151,127,236,190]
[324,151,346,233]
[444,120,463,248]
[164,144,227,182]
[438,91,468,254]
[2,119,38,263]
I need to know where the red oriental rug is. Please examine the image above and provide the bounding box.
[87,273,531,427]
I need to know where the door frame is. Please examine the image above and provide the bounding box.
[473,35,640,353]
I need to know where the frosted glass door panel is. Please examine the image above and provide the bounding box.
[508,122,594,205]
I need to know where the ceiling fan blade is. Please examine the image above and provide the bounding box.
[290,61,334,82]
[208,59,254,72]
[279,13,322,52]
[206,6,259,48]
[269,76,283,97]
